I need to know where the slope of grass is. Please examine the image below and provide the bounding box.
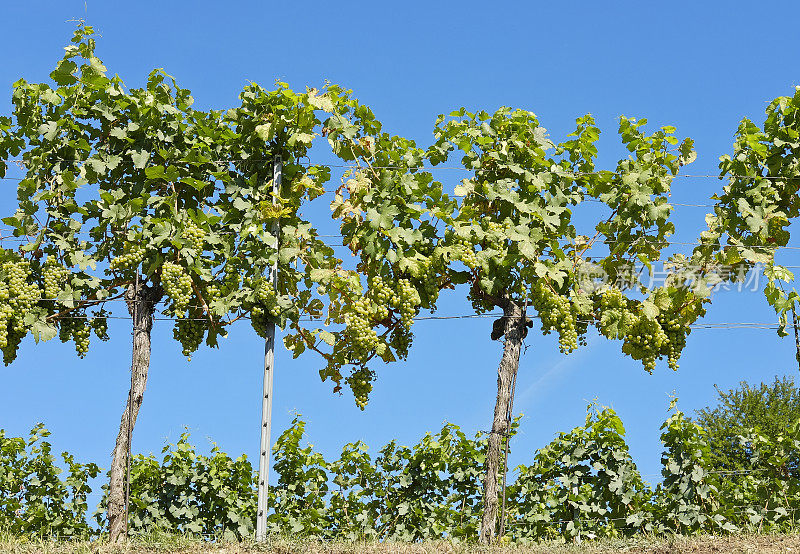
[2,532,800,554]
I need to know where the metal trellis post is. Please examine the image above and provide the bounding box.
[256,154,281,540]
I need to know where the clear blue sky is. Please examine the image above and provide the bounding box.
[2,0,800,511]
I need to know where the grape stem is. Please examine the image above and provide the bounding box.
[189,278,215,327]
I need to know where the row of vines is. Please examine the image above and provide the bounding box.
[2,402,798,542]
[2,22,800,542]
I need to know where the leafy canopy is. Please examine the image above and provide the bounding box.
[693,376,800,476]
[316,101,707,376]
[0,24,425,405]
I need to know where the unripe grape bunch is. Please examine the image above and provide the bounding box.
[532,280,581,353]
[90,311,110,341]
[451,236,479,269]
[346,366,374,410]
[42,259,69,301]
[110,243,145,272]
[250,282,281,339]
[183,221,205,253]
[162,261,194,315]
[621,314,668,373]
[173,316,205,359]
[0,260,42,364]
[58,312,91,358]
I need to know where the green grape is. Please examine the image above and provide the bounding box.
[395,278,421,329]
[596,287,635,340]
[389,325,412,359]
[221,265,240,296]
[656,300,705,371]
[659,313,687,370]
[90,310,110,341]
[251,306,271,338]
[249,280,281,339]
[532,280,581,353]
[183,221,205,253]
[110,243,145,271]
[0,260,42,364]
[58,313,91,358]
[366,275,391,321]
[484,219,511,249]
[173,316,205,359]
[344,310,379,363]
[346,366,374,410]
[453,237,478,269]
[621,315,668,373]
[162,261,194,315]
[42,259,68,302]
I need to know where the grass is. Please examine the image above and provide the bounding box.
[2,532,800,553]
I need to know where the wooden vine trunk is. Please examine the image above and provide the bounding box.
[107,283,161,542]
[480,299,525,545]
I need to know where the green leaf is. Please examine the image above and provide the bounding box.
[131,150,150,169]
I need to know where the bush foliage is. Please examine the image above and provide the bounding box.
[2,401,800,541]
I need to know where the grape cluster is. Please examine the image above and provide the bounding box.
[58,315,91,358]
[484,219,512,249]
[597,287,634,340]
[42,260,68,301]
[221,265,240,296]
[367,276,392,322]
[592,286,706,372]
[183,221,205,253]
[346,366,374,410]
[162,262,194,315]
[250,282,281,338]
[173,317,205,359]
[344,298,379,362]
[0,283,18,363]
[251,307,272,338]
[657,301,704,370]
[621,315,668,373]
[392,278,420,328]
[91,311,110,341]
[390,325,412,359]
[418,259,442,306]
[0,261,42,364]
[451,237,478,269]
[532,280,581,353]
[110,243,145,271]
[658,313,686,370]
